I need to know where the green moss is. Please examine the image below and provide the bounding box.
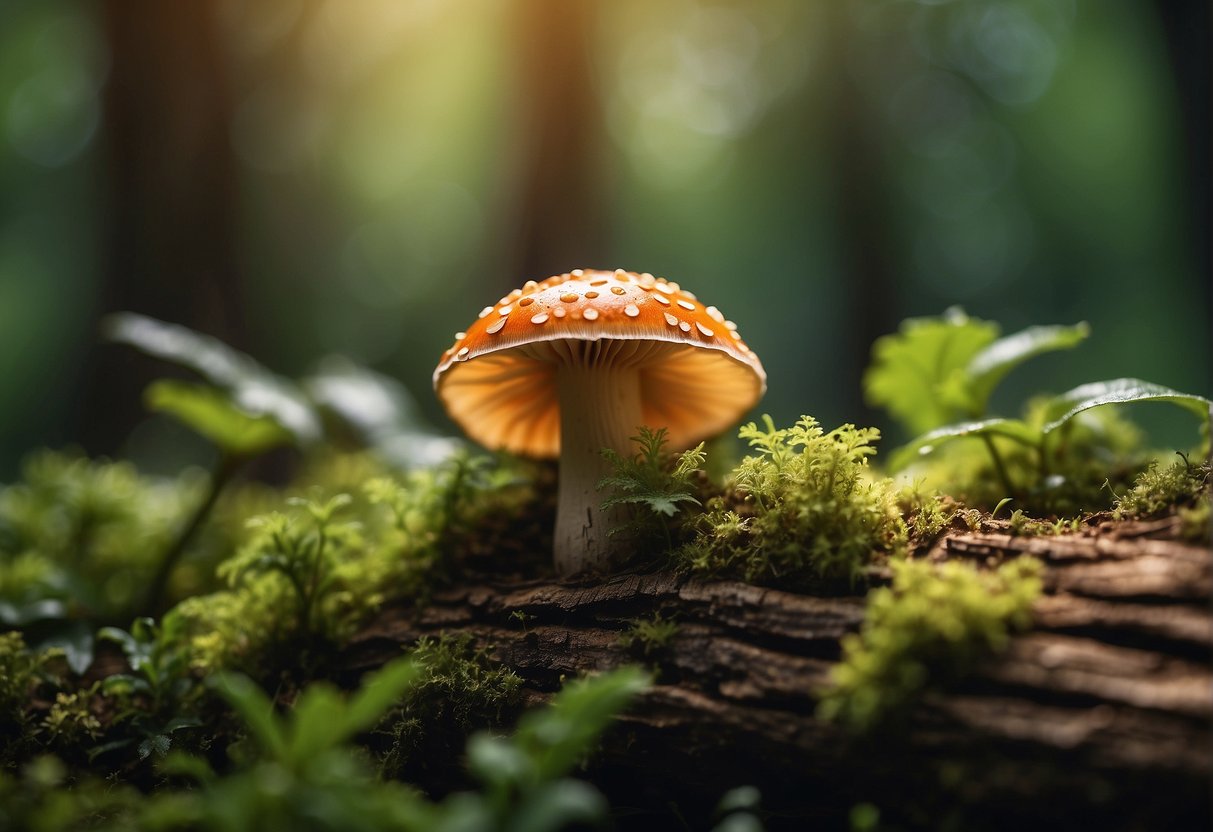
[1113,457,1211,520]
[167,452,538,675]
[818,557,1042,732]
[377,633,523,780]
[678,416,906,584]
[619,612,680,657]
[0,632,39,738]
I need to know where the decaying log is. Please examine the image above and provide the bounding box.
[346,520,1212,831]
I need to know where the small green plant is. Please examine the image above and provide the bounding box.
[818,557,1042,732]
[679,416,906,583]
[865,310,1211,514]
[96,617,203,763]
[619,612,680,656]
[599,426,706,551]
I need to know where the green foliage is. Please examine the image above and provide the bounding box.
[167,452,533,675]
[10,664,646,832]
[459,666,650,831]
[599,426,705,550]
[104,312,321,448]
[818,557,1042,732]
[868,311,1211,515]
[0,451,213,624]
[863,308,1001,436]
[619,612,679,657]
[0,631,40,736]
[680,416,905,583]
[145,380,294,459]
[96,617,203,763]
[378,633,523,780]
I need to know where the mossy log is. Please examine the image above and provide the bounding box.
[346,518,1211,831]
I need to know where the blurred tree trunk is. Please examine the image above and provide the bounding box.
[1152,0,1212,328]
[80,1,244,455]
[506,0,609,285]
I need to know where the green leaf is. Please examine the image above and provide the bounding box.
[146,380,293,457]
[504,779,608,832]
[864,308,1000,435]
[105,312,320,443]
[138,734,172,760]
[514,667,650,782]
[964,322,1090,414]
[341,658,422,736]
[210,673,287,761]
[1042,378,1212,435]
[889,418,1040,472]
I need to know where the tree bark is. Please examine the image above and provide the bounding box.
[346,518,1211,831]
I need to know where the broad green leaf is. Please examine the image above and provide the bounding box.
[505,779,608,832]
[106,312,320,443]
[341,658,422,736]
[965,323,1090,413]
[514,666,650,782]
[864,308,1000,435]
[146,380,292,457]
[1042,378,1212,435]
[211,673,287,761]
[889,418,1040,472]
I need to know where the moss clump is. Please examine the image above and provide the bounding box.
[818,557,1042,732]
[0,632,40,741]
[1114,457,1210,520]
[377,633,523,781]
[619,612,680,657]
[0,452,215,619]
[678,416,906,584]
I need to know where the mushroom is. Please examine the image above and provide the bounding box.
[433,269,766,575]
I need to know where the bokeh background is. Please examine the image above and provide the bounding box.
[1,0,1208,477]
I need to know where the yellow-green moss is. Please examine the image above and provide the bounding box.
[818,557,1042,732]
[678,416,906,584]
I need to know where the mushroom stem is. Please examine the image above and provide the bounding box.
[554,363,643,575]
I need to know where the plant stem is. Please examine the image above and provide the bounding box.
[144,454,241,617]
[980,435,1016,497]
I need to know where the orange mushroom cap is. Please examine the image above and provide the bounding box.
[434,269,766,457]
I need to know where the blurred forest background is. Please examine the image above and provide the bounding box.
[0,0,1208,479]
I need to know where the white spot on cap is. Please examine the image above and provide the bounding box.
[456,347,470,360]
[523,280,539,292]
[478,306,494,319]
[651,294,670,305]
[664,312,679,326]
[679,321,691,333]
[583,308,599,321]
[553,306,567,318]
[455,331,466,340]
[676,299,695,311]
[485,317,507,334]
[611,286,625,295]
[725,320,738,331]
[571,268,584,276]
[500,305,513,315]
[530,312,549,324]
[624,304,640,317]
[706,306,724,322]
[696,322,714,337]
